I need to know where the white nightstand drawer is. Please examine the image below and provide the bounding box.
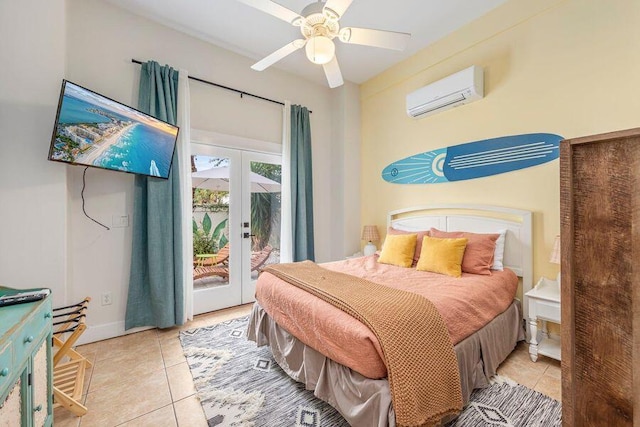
[533,300,560,323]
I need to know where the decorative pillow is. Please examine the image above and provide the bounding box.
[387,227,430,264]
[430,228,500,275]
[416,236,468,278]
[378,233,417,268]
[492,230,507,271]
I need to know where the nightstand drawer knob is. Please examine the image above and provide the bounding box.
[34,404,42,412]
[0,368,8,377]
[44,312,52,318]
[24,335,34,344]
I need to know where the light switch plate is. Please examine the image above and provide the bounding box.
[112,215,129,228]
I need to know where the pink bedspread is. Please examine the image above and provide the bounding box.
[255,255,518,379]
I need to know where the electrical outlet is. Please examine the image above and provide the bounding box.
[101,292,112,306]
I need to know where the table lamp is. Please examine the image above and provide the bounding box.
[361,225,380,256]
[549,234,561,285]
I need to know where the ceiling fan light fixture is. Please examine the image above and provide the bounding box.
[305,36,335,65]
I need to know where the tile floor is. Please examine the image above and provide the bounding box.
[54,306,561,426]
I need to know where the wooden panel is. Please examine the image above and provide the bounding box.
[561,128,640,426]
[560,140,574,426]
[635,165,640,427]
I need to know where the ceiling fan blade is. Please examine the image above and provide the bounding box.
[251,39,306,71]
[323,0,354,19]
[323,56,344,88]
[339,27,410,51]
[235,0,301,24]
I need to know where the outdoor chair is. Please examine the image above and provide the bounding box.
[52,297,91,417]
[193,243,230,268]
[193,245,273,280]
[250,245,273,272]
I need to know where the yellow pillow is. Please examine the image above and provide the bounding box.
[416,236,468,278]
[378,233,417,268]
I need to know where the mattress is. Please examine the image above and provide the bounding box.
[255,255,518,379]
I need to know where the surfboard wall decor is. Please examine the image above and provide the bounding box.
[381,133,563,184]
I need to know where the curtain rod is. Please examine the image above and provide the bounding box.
[131,59,311,113]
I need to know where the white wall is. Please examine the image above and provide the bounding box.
[0,0,68,308]
[62,0,359,341]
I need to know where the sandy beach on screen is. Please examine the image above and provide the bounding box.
[77,123,135,165]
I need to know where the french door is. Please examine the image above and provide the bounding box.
[191,144,282,315]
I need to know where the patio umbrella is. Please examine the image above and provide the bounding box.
[192,166,281,193]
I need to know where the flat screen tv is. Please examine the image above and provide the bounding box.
[48,80,179,179]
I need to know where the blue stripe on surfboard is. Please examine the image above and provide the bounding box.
[381,133,563,184]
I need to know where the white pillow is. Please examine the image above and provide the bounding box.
[491,230,507,270]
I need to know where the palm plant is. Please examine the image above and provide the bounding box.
[192,214,228,255]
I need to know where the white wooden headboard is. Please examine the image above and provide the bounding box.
[388,204,533,322]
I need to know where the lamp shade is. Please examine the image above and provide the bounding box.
[305,36,335,65]
[549,235,561,264]
[361,225,380,242]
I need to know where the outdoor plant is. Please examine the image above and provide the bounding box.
[192,214,228,255]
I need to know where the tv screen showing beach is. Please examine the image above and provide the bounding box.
[48,80,179,179]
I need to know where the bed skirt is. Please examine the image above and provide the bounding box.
[247,300,524,427]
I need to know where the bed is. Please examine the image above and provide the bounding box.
[247,204,532,426]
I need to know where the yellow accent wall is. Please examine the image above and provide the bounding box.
[360,0,640,284]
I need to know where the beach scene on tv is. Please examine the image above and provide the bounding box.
[49,81,178,178]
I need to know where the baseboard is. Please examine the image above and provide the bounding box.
[76,321,154,345]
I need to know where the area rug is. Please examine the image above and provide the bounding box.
[180,316,561,427]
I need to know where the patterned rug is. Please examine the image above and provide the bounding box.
[180,316,561,427]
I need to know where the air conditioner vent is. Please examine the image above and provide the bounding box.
[406,66,483,119]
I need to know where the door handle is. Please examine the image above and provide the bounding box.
[243,232,256,238]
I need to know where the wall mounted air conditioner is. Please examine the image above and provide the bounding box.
[406,65,484,119]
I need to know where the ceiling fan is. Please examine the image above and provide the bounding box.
[236,0,411,88]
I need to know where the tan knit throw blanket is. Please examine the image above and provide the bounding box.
[263,261,462,427]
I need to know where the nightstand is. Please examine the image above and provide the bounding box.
[525,277,561,362]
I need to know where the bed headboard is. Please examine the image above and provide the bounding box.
[388,204,533,321]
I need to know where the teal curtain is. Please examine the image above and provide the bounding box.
[125,61,183,330]
[290,105,315,261]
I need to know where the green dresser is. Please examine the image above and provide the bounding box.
[0,288,53,426]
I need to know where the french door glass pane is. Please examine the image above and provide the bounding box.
[249,160,281,278]
[192,155,231,290]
